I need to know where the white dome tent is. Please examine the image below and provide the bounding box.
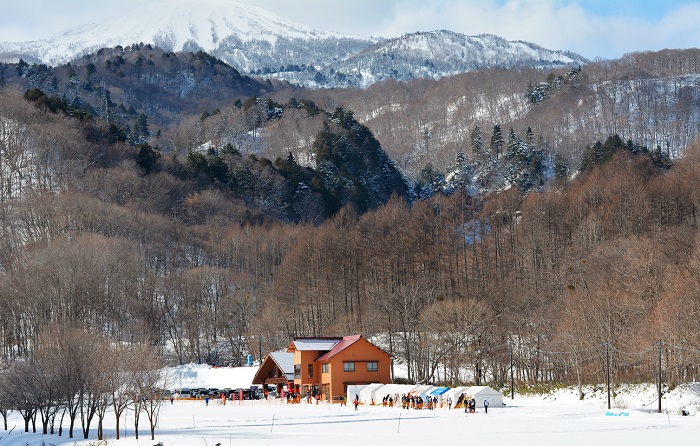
[464,385,504,408]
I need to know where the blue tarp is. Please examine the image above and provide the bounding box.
[429,387,450,396]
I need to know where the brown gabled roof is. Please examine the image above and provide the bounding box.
[252,350,294,384]
[316,334,372,361]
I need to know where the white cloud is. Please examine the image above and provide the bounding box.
[373,0,700,59]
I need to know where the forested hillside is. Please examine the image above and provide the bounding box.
[1,75,700,393]
[286,49,700,179]
[2,47,699,187]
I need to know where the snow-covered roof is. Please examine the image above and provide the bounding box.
[269,350,295,377]
[293,338,341,351]
[371,383,418,398]
[465,385,503,396]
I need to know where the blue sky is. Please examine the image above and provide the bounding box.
[573,0,686,19]
[0,0,698,59]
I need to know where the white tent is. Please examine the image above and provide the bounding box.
[409,384,433,397]
[346,384,369,402]
[464,386,504,408]
[374,384,418,405]
[418,385,437,400]
[427,387,451,407]
[358,383,385,405]
[443,386,470,409]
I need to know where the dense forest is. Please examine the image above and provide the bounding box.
[1,82,699,393]
[0,46,700,406]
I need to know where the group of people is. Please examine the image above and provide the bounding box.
[285,392,302,404]
[367,393,490,411]
[400,394,440,410]
[463,397,476,413]
[375,394,440,410]
[460,395,489,414]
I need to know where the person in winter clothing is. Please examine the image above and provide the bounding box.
[484,399,489,414]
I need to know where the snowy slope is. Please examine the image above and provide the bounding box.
[332,31,587,85]
[360,31,585,67]
[266,31,588,88]
[165,363,259,390]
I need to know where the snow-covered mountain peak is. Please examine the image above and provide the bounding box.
[0,0,355,66]
[364,31,583,66]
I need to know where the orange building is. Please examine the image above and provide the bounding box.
[253,335,391,401]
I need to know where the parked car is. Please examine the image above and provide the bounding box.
[192,388,207,398]
[232,388,261,400]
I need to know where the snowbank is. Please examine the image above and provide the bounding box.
[164,362,259,391]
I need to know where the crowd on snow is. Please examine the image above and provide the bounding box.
[345,393,490,413]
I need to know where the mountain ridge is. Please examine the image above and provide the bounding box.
[0,1,587,88]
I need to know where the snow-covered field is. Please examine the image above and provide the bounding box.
[2,364,699,446]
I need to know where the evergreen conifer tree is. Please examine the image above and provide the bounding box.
[490,124,503,160]
[453,150,471,191]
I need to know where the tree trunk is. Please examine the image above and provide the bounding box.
[115,415,121,440]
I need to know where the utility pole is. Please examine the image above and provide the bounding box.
[605,342,611,410]
[476,350,482,386]
[657,340,663,414]
[509,340,514,400]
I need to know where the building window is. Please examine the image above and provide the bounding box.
[294,364,301,379]
[322,363,329,373]
[308,364,313,378]
[367,361,378,372]
[343,362,355,372]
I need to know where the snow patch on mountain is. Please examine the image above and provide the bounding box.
[262,30,587,88]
